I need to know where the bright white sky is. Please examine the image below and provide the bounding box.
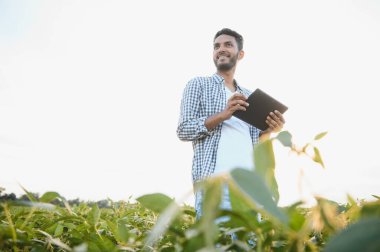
[1,0,379,207]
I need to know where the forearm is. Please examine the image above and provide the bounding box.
[204,111,226,131]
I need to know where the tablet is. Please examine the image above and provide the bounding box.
[233,88,288,131]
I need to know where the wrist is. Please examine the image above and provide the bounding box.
[261,128,272,135]
[218,110,229,121]
[259,128,272,138]
[259,129,272,142]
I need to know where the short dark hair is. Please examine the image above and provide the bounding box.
[214,28,244,51]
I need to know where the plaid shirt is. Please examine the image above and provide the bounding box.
[177,73,261,184]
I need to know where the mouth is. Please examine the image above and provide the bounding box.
[217,54,229,61]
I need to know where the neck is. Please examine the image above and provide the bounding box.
[217,69,236,91]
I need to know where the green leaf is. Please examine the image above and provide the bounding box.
[372,194,380,200]
[230,168,288,225]
[87,234,116,252]
[285,201,306,232]
[38,230,72,251]
[253,140,279,202]
[314,131,328,140]
[360,201,380,219]
[144,199,182,248]
[117,222,130,243]
[228,184,261,229]
[229,182,255,213]
[347,194,357,206]
[19,184,38,202]
[254,140,275,173]
[313,147,325,168]
[46,222,58,234]
[324,218,380,252]
[201,179,222,223]
[87,204,100,226]
[39,192,61,203]
[182,233,206,252]
[63,222,76,230]
[316,197,344,232]
[276,131,293,147]
[30,245,49,252]
[136,193,174,213]
[199,178,222,247]
[54,224,64,237]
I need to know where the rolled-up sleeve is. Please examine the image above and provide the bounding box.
[250,126,261,145]
[177,78,211,141]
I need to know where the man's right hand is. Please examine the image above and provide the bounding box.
[221,92,249,120]
[204,92,249,131]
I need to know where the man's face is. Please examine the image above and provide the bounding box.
[213,34,241,71]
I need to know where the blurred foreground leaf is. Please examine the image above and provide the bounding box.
[314,131,328,141]
[324,218,380,252]
[276,131,293,147]
[230,168,288,225]
[313,147,325,168]
[253,140,279,203]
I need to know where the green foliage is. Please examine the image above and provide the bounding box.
[276,131,293,147]
[0,196,159,251]
[323,218,380,252]
[230,168,288,225]
[136,193,175,214]
[1,130,379,251]
[253,139,279,203]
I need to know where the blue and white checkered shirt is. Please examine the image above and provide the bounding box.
[177,73,261,184]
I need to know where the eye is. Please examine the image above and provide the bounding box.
[214,44,220,50]
[226,42,233,47]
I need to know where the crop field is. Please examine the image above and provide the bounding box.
[1,132,379,251]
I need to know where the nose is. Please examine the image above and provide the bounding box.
[216,46,227,55]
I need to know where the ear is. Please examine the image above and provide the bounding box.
[238,50,245,60]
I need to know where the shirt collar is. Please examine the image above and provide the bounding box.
[212,73,243,92]
[212,73,224,84]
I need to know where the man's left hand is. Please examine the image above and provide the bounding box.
[264,110,285,133]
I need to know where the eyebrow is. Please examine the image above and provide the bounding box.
[214,40,233,46]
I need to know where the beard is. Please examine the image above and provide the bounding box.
[214,53,239,71]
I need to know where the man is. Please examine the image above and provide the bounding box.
[177,28,285,219]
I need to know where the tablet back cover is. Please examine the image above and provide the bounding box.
[233,88,288,131]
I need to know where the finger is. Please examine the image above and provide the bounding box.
[269,118,278,128]
[276,121,283,128]
[236,99,249,107]
[266,116,281,130]
[233,92,246,98]
[266,119,276,130]
[269,112,281,122]
[229,99,249,108]
[266,116,277,127]
[234,103,246,111]
[274,110,285,123]
[230,93,247,101]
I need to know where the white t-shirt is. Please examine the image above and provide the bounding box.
[214,86,254,175]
